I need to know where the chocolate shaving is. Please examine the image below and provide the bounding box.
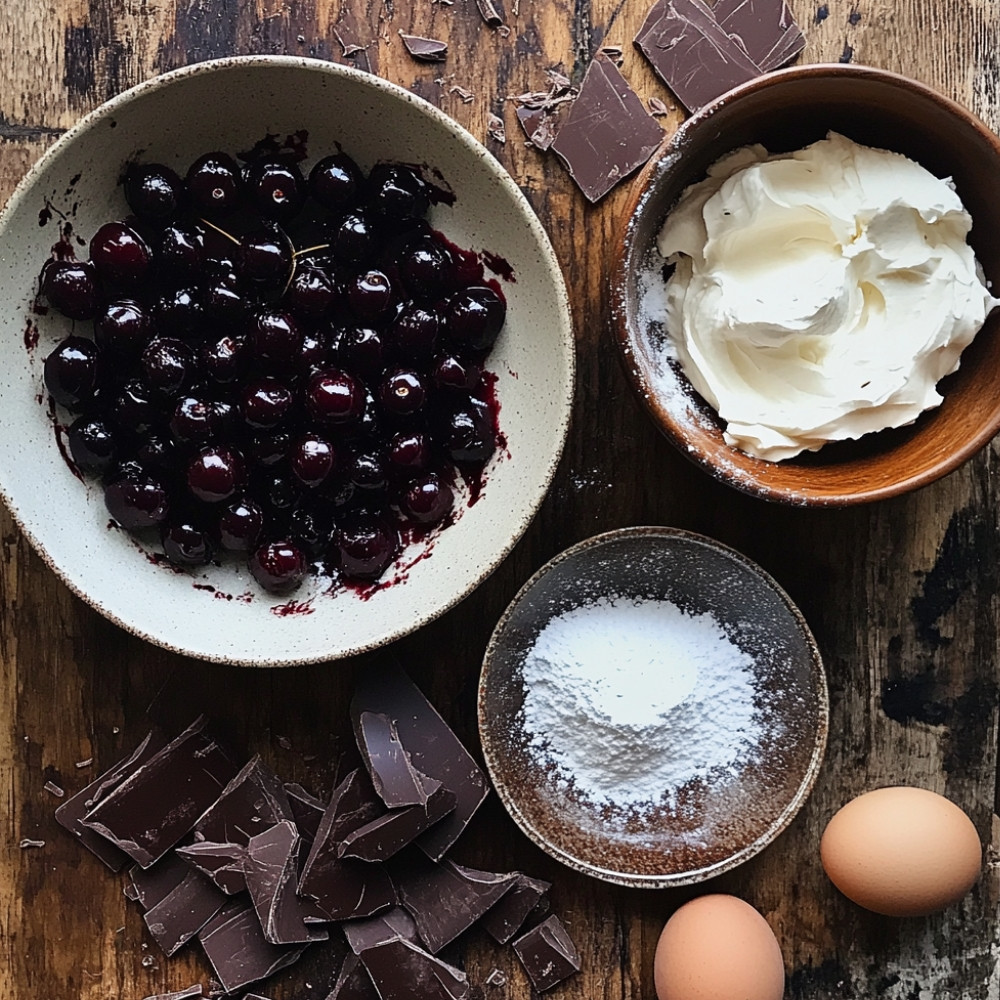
[599,45,624,63]
[143,869,227,956]
[545,68,572,90]
[487,113,506,143]
[19,838,45,848]
[512,915,581,992]
[194,754,292,846]
[475,0,504,27]
[44,780,65,797]
[175,840,248,895]
[360,937,469,1000]
[479,873,550,943]
[400,33,448,62]
[450,85,475,104]
[75,758,94,769]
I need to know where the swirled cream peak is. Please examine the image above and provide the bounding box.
[658,131,999,461]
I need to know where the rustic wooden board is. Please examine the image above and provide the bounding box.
[2,0,999,997]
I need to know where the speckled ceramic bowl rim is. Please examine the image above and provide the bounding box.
[478,525,829,887]
[0,55,575,666]
[611,63,1000,507]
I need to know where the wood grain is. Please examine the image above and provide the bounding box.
[2,0,999,998]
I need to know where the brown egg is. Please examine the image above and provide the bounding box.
[653,894,784,1000]
[820,785,982,917]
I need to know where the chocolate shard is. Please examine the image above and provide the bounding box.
[479,874,551,944]
[245,820,328,945]
[194,754,292,846]
[714,0,805,71]
[198,898,308,995]
[339,776,456,863]
[360,937,469,1000]
[285,782,326,843]
[634,0,761,113]
[355,711,430,809]
[512,915,581,992]
[298,770,396,921]
[549,53,663,203]
[475,0,504,27]
[516,106,561,152]
[175,840,248,895]
[140,987,203,1000]
[329,953,379,1000]
[351,665,488,861]
[82,716,238,868]
[143,869,228,956]
[127,853,191,910]
[400,33,448,62]
[393,854,519,953]
[342,906,422,955]
[54,729,167,871]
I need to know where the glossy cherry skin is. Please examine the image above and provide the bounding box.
[445,286,506,352]
[141,337,196,397]
[392,306,440,361]
[104,471,171,529]
[290,433,336,488]
[306,369,365,424]
[309,152,362,212]
[347,269,394,323]
[187,446,244,503]
[335,510,399,581]
[378,368,426,417]
[240,227,294,289]
[400,471,454,525]
[240,378,294,430]
[67,415,117,473]
[248,539,307,595]
[95,299,152,357]
[246,158,306,223]
[124,163,184,223]
[366,163,429,219]
[42,260,100,320]
[44,336,100,410]
[186,151,243,216]
[89,222,151,286]
[432,354,482,392]
[219,496,264,551]
[162,521,214,566]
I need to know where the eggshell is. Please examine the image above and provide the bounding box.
[820,786,982,917]
[653,894,784,1000]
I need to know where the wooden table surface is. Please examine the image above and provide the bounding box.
[3,1,1000,998]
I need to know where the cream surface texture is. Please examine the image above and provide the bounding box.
[657,132,999,461]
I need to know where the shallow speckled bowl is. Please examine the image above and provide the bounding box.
[479,527,828,887]
[612,65,1000,505]
[0,56,574,666]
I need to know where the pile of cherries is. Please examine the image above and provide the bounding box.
[38,141,505,595]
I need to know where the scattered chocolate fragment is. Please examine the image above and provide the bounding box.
[75,758,94,768]
[55,729,167,871]
[175,840,248,895]
[393,854,518,953]
[128,854,190,909]
[400,33,448,62]
[19,838,45,848]
[329,953,379,1000]
[479,873,551,944]
[714,0,805,72]
[140,986,203,1000]
[82,717,238,868]
[355,711,428,808]
[487,113,506,143]
[515,106,561,151]
[143,869,227,956]
[43,779,65,797]
[475,0,504,27]
[195,754,292,846]
[545,68,573,90]
[450,85,475,104]
[512,915,580,992]
[599,45,624,63]
[549,53,663,203]
[360,937,469,1000]
[351,664,489,861]
[634,0,760,112]
[285,782,326,843]
[648,96,671,116]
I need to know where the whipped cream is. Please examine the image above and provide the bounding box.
[658,131,999,461]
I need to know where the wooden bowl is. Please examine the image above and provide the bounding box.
[478,527,828,887]
[611,64,1000,506]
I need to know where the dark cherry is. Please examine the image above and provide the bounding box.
[432,354,482,392]
[306,369,365,424]
[170,396,224,445]
[89,222,151,286]
[248,429,292,467]
[258,468,301,514]
[392,306,440,361]
[335,510,398,581]
[201,334,246,383]
[297,329,329,375]
[42,260,100,320]
[135,431,180,474]
[249,309,303,368]
[286,264,337,317]
[94,299,152,356]
[67,415,117,473]
[337,326,384,378]
[378,368,426,417]
[386,430,429,473]
[219,496,264,551]
[366,163,429,219]
[240,377,293,430]
[141,337,196,397]
[240,227,294,289]
[347,269,393,323]
[400,471,454,525]
[331,211,380,266]
[44,336,100,410]
[186,151,243,216]
[349,448,388,491]
[441,398,496,464]
[287,503,335,557]
[399,238,453,300]
[154,286,204,338]
[202,281,247,325]
[187,445,244,503]
[248,539,306,595]
[290,433,336,489]
[157,221,205,274]
[161,521,214,566]
[124,163,184,223]
[104,471,171,529]
[309,152,362,212]
[110,379,158,437]
[246,158,306,223]
[445,286,506,352]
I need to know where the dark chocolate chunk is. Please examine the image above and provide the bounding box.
[393,855,518,953]
[127,853,191,909]
[329,953,379,1000]
[355,711,428,808]
[175,840,248,895]
[82,717,238,868]
[479,873,551,944]
[400,33,448,62]
[339,776,456,862]
[285,782,326,843]
[549,53,663,203]
[198,898,309,995]
[143,869,228,956]
[516,106,561,151]
[475,0,504,27]
[140,987,203,1000]
[342,907,422,955]
[512,915,581,992]
[351,665,488,861]
[714,0,804,71]
[634,0,761,112]
[54,729,167,871]
[360,937,469,1000]
[245,820,327,945]
[194,754,291,846]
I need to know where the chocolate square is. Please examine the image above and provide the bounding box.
[143,869,227,956]
[714,0,804,71]
[479,873,550,944]
[512,914,581,992]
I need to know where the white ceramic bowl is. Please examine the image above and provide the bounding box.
[0,56,574,666]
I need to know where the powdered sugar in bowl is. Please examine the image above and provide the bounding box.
[478,526,828,888]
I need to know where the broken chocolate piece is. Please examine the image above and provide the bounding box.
[512,915,581,992]
[54,729,167,871]
[393,854,518,953]
[127,854,191,911]
[360,937,469,1000]
[351,665,488,861]
[714,0,804,71]
[329,953,379,1000]
[400,33,448,62]
[342,907,422,954]
[475,0,504,27]
[487,113,506,143]
[479,874,551,944]
[82,717,238,868]
[285,782,326,843]
[199,898,309,995]
[634,0,761,112]
[175,840,248,895]
[143,869,227,956]
[140,987,203,1000]
[355,712,428,808]
[516,106,561,151]
[549,53,663,203]
[194,754,291,846]
[245,820,327,945]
